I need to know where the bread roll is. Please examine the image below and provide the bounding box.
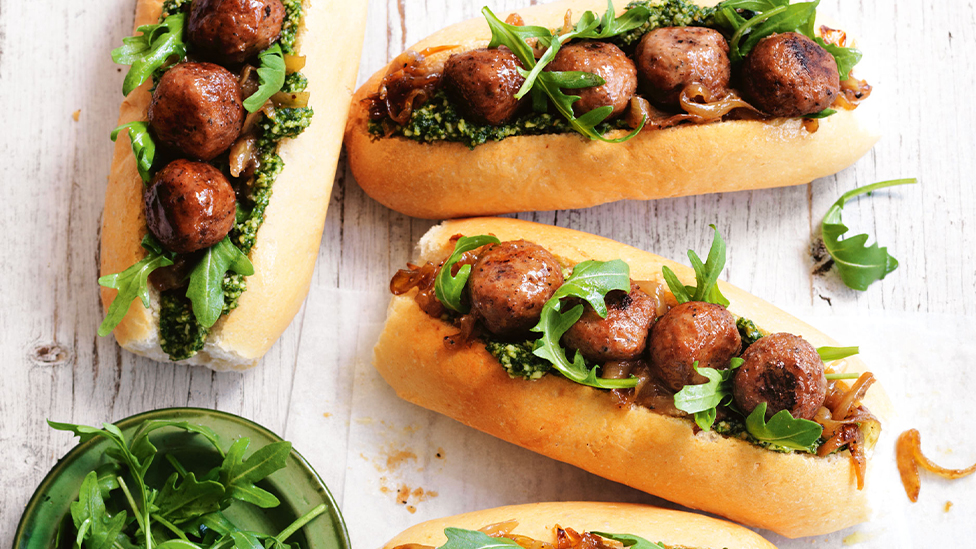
[383,502,777,549]
[373,218,891,538]
[345,0,879,219]
[100,0,368,370]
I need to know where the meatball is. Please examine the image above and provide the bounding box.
[148,62,244,161]
[145,159,237,254]
[468,240,564,338]
[648,301,741,392]
[739,32,841,118]
[546,41,637,118]
[562,282,657,362]
[188,0,285,64]
[443,48,527,126]
[732,333,827,420]
[635,27,731,109]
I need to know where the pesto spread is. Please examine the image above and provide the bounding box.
[370,91,627,149]
[371,0,714,147]
[485,339,552,380]
[152,2,314,361]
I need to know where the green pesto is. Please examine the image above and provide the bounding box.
[485,339,552,380]
[370,91,627,149]
[159,291,209,361]
[282,71,309,93]
[612,0,716,47]
[736,316,766,348]
[280,0,303,54]
[160,0,190,17]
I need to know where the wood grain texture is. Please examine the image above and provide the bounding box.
[0,0,974,546]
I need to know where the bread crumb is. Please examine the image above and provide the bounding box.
[355,417,374,424]
[406,505,417,514]
[72,110,80,121]
[322,412,332,418]
[945,501,953,512]
[386,449,417,470]
[842,531,873,545]
[435,447,445,459]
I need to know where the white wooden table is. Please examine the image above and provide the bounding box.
[2,1,975,547]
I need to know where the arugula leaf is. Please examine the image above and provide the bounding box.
[153,472,226,524]
[439,528,523,549]
[662,225,729,306]
[745,402,823,452]
[817,345,859,362]
[98,235,175,337]
[70,471,128,549]
[530,260,637,389]
[112,13,187,95]
[821,178,916,291]
[590,532,665,549]
[434,235,501,313]
[219,438,291,508]
[111,122,156,183]
[712,0,860,79]
[482,4,646,142]
[805,108,836,119]
[186,236,254,328]
[243,45,287,112]
[673,358,744,430]
[231,532,265,549]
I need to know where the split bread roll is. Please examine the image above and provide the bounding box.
[383,502,777,549]
[374,218,892,538]
[345,0,879,219]
[100,0,368,370]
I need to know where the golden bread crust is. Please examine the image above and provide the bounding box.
[100,0,369,370]
[344,0,879,219]
[373,218,890,538]
[383,502,778,549]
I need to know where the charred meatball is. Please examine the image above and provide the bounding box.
[148,62,244,161]
[468,240,563,338]
[546,41,637,118]
[145,159,237,254]
[562,282,657,362]
[443,48,527,126]
[739,32,840,118]
[648,301,741,392]
[188,0,285,64]
[635,27,731,109]
[732,332,827,420]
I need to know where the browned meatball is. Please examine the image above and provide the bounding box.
[443,48,527,126]
[188,0,285,64]
[468,240,564,338]
[145,159,237,254]
[648,301,741,392]
[635,27,730,109]
[562,282,657,362]
[546,41,637,118]
[732,333,827,420]
[739,32,840,117]
[148,62,244,161]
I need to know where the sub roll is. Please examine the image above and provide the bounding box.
[374,218,889,538]
[345,0,878,219]
[383,502,777,549]
[100,0,368,370]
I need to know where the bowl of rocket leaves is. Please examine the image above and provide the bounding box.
[13,408,349,549]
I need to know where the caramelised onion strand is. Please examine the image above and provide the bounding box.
[228,135,258,178]
[831,372,876,420]
[897,428,976,502]
[271,91,310,108]
[679,83,760,120]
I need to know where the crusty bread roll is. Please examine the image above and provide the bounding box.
[345,0,879,219]
[373,218,891,538]
[383,502,777,549]
[100,0,368,370]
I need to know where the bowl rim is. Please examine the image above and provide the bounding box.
[13,407,351,549]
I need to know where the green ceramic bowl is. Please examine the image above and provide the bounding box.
[13,408,349,549]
